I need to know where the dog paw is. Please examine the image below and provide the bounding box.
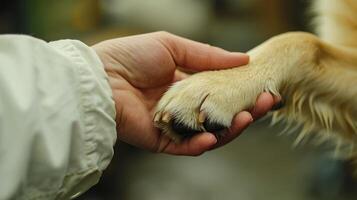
[154,69,274,141]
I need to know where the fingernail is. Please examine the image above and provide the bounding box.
[207,133,218,145]
[239,111,253,122]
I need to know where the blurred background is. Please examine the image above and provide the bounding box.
[1,0,356,199]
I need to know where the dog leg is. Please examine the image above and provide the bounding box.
[154,32,357,147]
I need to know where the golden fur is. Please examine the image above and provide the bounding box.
[154,0,357,160]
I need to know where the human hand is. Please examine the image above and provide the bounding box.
[93,32,279,156]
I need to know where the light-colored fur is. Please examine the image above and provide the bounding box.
[154,0,357,159]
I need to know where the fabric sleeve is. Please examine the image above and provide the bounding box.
[0,35,117,200]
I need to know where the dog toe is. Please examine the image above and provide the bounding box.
[171,117,201,138]
[203,120,227,133]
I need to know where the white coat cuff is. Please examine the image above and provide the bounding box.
[49,40,117,198]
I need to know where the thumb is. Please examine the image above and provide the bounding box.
[156,32,249,71]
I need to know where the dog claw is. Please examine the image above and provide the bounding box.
[153,112,161,122]
[198,112,206,124]
[162,112,171,123]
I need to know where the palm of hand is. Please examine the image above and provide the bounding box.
[94,34,186,151]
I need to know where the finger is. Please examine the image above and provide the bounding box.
[251,92,276,119]
[212,111,253,149]
[162,133,217,156]
[156,32,249,71]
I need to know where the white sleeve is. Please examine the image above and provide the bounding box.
[0,35,117,200]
